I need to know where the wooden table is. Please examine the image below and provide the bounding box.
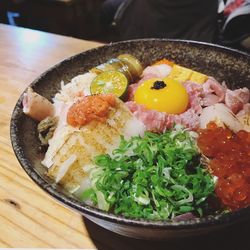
[1,23,250,249]
[0,23,102,248]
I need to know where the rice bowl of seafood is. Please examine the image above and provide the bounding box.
[10,39,250,239]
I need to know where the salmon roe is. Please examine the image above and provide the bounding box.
[198,122,250,210]
[153,58,175,67]
[67,94,116,127]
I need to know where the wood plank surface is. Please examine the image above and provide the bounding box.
[0,23,102,248]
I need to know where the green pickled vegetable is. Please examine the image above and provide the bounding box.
[37,116,58,146]
[90,54,143,83]
[118,54,143,80]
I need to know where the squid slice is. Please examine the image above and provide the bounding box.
[200,103,243,133]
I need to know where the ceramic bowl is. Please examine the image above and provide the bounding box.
[10,39,250,239]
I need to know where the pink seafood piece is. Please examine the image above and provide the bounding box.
[172,212,197,222]
[236,103,250,117]
[126,101,167,132]
[142,64,172,79]
[164,109,200,131]
[184,81,204,114]
[22,87,55,121]
[225,87,250,113]
[127,64,172,101]
[126,78,203,132]
[202,77,227,106]
[175,108,200,129]
[126,101,200,132]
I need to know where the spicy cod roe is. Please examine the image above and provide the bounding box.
[67,94,116,127]
[197,122,250,210]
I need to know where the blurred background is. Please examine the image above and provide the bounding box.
[0,0,249,52]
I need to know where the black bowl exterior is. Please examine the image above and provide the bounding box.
[10,39,250,239]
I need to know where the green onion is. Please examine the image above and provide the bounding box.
[87,126,215,220]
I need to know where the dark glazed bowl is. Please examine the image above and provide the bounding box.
[10,39,250,240]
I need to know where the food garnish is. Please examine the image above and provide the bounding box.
[198,122,250,210]
[168,64,208,84]
[22,87,54,121]
[168,64,192,82]
[91,58,132,82]
[237,111,250,132]
[117,54,143,79]
[67,94,116,127]
[153,58,175,67]
[190,70,208,84]
[134,77,189,114]
[200,103,243,133]
[90,71,128,99]
[86,126,215,219]
[91,54,143,83]
[38,116,58,146]
[150,80,167,90]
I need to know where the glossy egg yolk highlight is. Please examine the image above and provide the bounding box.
[134,78,189,114]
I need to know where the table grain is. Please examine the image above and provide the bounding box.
[0,23,101,248]
[0,23,250,250]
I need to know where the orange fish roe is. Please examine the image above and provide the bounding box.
[67,94,116,127]
[153,58,175,67]
[197,122,250,210]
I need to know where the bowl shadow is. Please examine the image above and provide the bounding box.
[82,217,250,250]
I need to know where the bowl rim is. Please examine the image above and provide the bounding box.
[10,38,250,230]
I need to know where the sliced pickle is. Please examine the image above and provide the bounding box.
[106,58,133,83]
[117,54,143,79]
[90,58,133,83]
[90,67,103,75]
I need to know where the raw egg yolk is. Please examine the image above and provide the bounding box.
[134,77,189,114]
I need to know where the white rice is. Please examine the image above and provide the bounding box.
[54,72,97,103]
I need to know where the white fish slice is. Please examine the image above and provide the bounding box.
[43,98,145,193]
